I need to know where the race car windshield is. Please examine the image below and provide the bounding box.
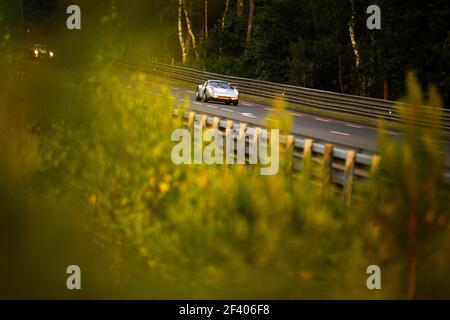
[209,82,232,89]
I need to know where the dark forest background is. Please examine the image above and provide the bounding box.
[1,0,449,106]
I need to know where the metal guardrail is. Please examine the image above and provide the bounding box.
[6,30,450,190]
[172,108,379,201]
[123,57,450,133]
[10,30,450,131]
[173,108,450,199]
[8,28,50,51]
[6,63,450,196]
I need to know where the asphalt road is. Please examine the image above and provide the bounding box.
[163,85,393,154]
[9,50,450,159]
[136,78,450,162]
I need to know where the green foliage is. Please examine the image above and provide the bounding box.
[1,38,449,299]
[0,48,374,298]
[370,73,450,299]
[190,0,450,105]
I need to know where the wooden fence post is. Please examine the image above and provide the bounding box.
[225,120,234,164]
[212,117,221,130]
[322,144,334,195]
[187,111,196,131]
[370,155,381,176]
[344,150,356,205]
[303,139,313,181]
[239,123,247,135]
[284,135,295,175]
[199,114,208,130]
[250,127,261,165]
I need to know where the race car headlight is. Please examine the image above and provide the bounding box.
[234,89,239,96]
[208,87,217,97]
[49,51,54,57]
[34,49,39,56]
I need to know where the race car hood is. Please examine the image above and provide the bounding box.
[210,88,237,96]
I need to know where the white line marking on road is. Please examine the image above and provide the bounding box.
[315,118,331,123]
[171,87,179,90]
[346,124,363,129]
[289,113,303,117]
[240,113,256,118]
[241,103,252,106]
[221,108,234,112]
[380,131,399,136]
[193,102,202,106]
[177,99,185,102]
[186,91,196,94]
[330,131,350,136]
[208,105,218,109]
[264,108,273,111]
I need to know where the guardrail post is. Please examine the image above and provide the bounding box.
[235,123,247,165]
[192,114,207,165]
[239,123,247,135]
[174,107,185,127]
[284,135,295,175]
[225,120,234,164]
[249,127,261,166]
[343,150,356,205]
[225,120,234,131]
[187,111,196,132]
[370,155,381,176]
[322,144,334,195]
[303,139,313,181]
[212,117,220,130]
[200,114,207,130]
[368,155,382,203]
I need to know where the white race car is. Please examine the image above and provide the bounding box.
[196,80,239,106]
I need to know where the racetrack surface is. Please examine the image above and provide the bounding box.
[164,85,395,154]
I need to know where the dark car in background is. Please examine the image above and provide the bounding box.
[30,44,54,60]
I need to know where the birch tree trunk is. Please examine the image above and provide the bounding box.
[183,0,200,60]
[348,0,360,68]
[348,0,367,95]
[221,0,230,30]
[178,0,188,63]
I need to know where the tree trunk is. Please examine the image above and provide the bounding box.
[183,0,199,60]
[219,0,231,56]
[178,0,188,63]
[246,0,255,45]
[348,0,361,68]
[204,0,208,39]
[221,0,231,30]
[237,0,244,17]
[348,0,365,95]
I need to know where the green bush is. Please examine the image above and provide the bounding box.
[0,46,449,299]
